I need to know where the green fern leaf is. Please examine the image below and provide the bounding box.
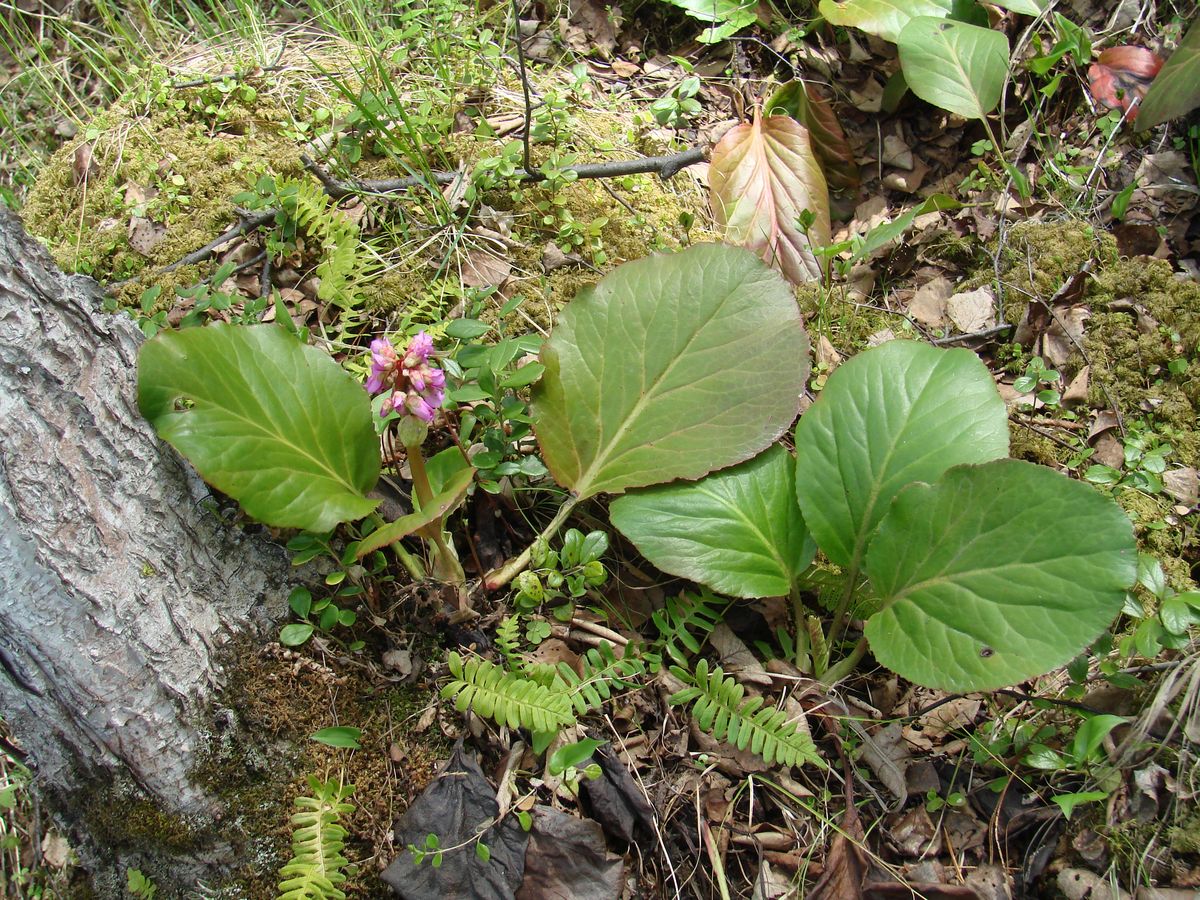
[277,776,355,900]
[443,652,575,733]
[652,589,730,665]
[670,659,823,769]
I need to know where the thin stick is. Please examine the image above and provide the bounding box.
[510,0,533,173]
[301,148,706,199]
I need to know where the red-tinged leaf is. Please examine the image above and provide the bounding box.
[1088,45,1165,119]
[765,81,861,193]
[1097,45,1164,78]
[710,112,831,285]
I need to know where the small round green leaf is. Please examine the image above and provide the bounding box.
[533,244,810,499]
[279,623,315,646]
[898,17,1009,119]
[794,341,1008,570]
[865,459,1137,692]
[611,445,814,598]
[138,324,380,532]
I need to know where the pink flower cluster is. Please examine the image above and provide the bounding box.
[366,332,446,423]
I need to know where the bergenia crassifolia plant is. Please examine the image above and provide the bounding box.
[138,242,1136,694]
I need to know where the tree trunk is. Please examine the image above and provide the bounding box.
[0,208,299,895]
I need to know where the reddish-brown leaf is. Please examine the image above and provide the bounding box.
[808,803,868,899]
[766,81,861,193]
[1088,45,1165,119]
[710,110,831,285]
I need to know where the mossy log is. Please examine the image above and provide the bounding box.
[0,208,299,896]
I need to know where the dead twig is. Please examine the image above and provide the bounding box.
[301,148,707,199]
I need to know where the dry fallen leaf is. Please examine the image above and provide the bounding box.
[127,217,168,257]
[72,143,98,186]
[907,276,952,327]
[1044,306,1090,366]
[461,247,512,288]
[1163,468,1199,506]
[946,286,996,333]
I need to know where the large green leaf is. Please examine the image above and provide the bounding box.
[710,112,831,285]
[794,341,1008,570]
[864,460,1137,692]
[138,324,380,532]
[818,0,954,43]
[1136,17,1200,130]
[533,244,810,499]
[898,17,1009,119]
[610,444,815,599]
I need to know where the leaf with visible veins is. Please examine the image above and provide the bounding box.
[710,111,830,285]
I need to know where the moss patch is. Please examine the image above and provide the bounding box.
[189,639,450,898]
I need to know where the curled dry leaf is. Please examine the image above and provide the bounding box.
[1087,46,1164,119]
[710,110,831,285]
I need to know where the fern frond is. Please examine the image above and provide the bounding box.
[652,589,730,665]
[442,651,575,733]
[494,615,522,666]
[277,776,355,900]
[669,659,822,769]
[553,641,647,715]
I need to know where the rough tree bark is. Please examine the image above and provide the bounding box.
[0,208,301,895]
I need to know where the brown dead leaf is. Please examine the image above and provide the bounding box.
[1163,468,1199,506]
[882,157,928,193]
[542,243,585,272]
[946,286,995,333]
[907,276,952,328]
[808,804,867,899]
[567,0,622,57]
[1044,306,1090,366]
[849,76,884,113]
[816,335,843,370]
[1092,432,1125,469]
[127,217,168,257]
[888,806,941,858]
[72,143,98,186]
[1063,366,1090,405]
[461,247,512,288]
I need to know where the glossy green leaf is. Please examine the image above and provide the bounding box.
[533,244,810,499]
[138,324,379,532]
[819,0,954,43]
[611,445,814,598]
[986,0,1045,14]
[794,341,1008,570]
[311,726,362,749]
[1136,17,1200,129]
[710,112,831,285]
[1052,791,1108,820]
[898,17,1009,119]
[354,465,475,558]
[548,738,605,775]
[865,460,1137,692]
[856,194,963,260]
